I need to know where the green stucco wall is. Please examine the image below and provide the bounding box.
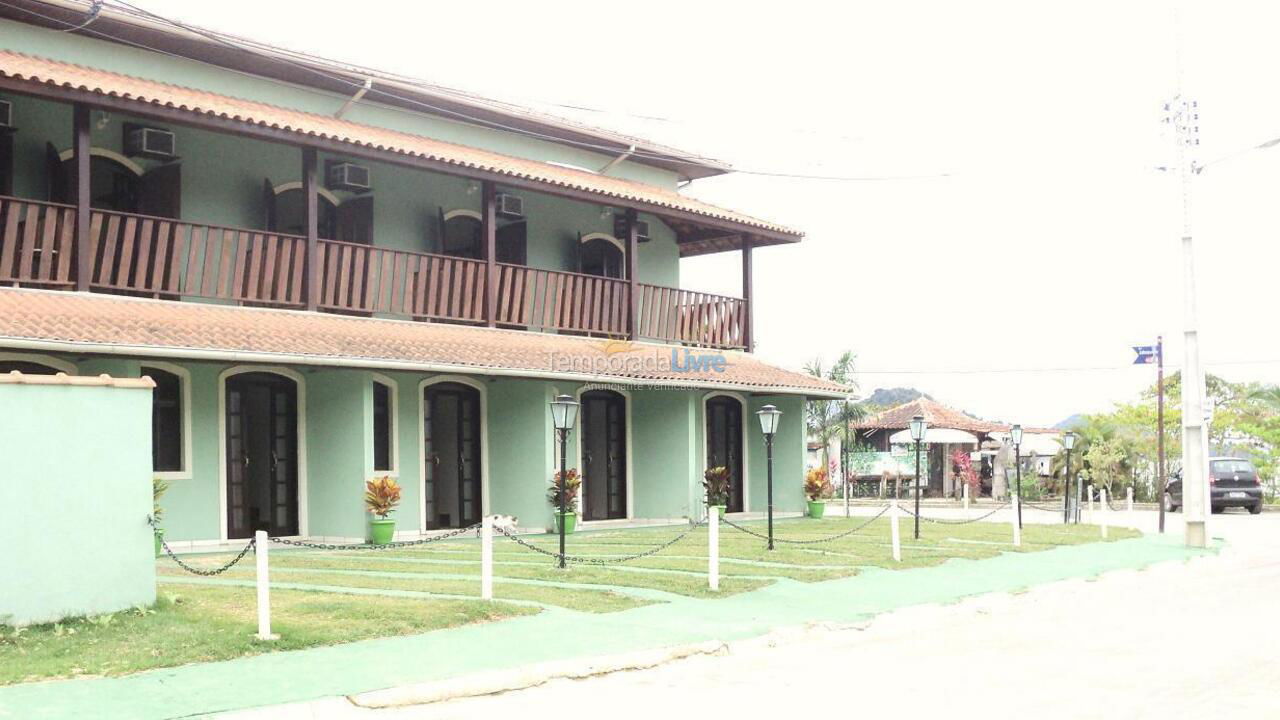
[0,379,156,626]
[0,350,809,544]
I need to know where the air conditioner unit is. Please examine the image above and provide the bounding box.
[496,193,524,218]
[614,215,651,242]
[124,124,176,159]
[0,100,12,130]
[327,162,371,192]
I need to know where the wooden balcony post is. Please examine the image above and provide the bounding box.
[482,180,497,327]
[624,208,639,341]
[302,147,319,311]
[73,104,91,292]
[741,234,753,351]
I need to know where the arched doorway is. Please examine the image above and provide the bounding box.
[266,181,339,239]
[580,389,628,520]
[579,233,624,279]
[49,146,181,218]
[423,381,482,529]
[706,395,746,513]
[439,210,527,264]
[225,372,299,538]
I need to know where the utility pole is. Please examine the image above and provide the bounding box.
[1157,336,1166,533]
[1164,89,1209,549]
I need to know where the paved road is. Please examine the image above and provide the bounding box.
[219,508,1279,719]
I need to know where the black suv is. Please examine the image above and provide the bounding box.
[1165,457,1264,514]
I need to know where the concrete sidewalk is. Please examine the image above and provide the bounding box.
[0,530,1211,720]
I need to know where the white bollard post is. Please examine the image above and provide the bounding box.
[890,499,902,562]
[481,515,494,601]
[1100,488,1109,539]
[1087,484,1095,523]
[963,482,970,512]
[1011,494,1021,547]
[708,507,720,591]
[1075,479,1083,524]
[1127,486,1134,516]
[254,530,277,641]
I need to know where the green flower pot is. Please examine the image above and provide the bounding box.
[154,529,164,557]
[709,504,726,520]
[555,511,577,535]
[369,518,396,545]
[807,500,826,519]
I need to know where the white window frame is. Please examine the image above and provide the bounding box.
[141,361,193,481]
[371,373,399,477]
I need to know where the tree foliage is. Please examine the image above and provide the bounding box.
[804,351,860,466]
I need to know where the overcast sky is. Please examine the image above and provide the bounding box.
[133,0,1280,426]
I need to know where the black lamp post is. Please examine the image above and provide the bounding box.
[1011,424,1024,529]
[756,404,782,551]
[909,414,926,540]
[549,394,579,570]
[1062,431,1076,525]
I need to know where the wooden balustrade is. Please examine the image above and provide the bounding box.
[493,263,630,336]
[636,284,747,350]
[0,196,76,287]
[316,239,487,322]
[87,208,307,306]
[0,197,750,349]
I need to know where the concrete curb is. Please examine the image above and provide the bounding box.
[348,640,731,708]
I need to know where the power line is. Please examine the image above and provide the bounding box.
[849,358,1280,376]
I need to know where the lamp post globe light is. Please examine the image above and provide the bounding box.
[549,394,579,570]
[1011,424,1023,529]
[1062,431,1076,524]
[756,404,782,550]
[909,414,926,540]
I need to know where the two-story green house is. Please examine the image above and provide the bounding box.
[0,1,844,547]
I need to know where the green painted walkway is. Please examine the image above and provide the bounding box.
[0,534,1213,720]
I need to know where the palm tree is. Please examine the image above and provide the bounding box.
[804,351,859,467]
[1251,386,1280,413]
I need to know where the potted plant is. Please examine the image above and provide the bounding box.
[704,466,731,518]
[364,476,402,544]
[804,467,833,519]
[153,477,170,557]
[547,468,581,534]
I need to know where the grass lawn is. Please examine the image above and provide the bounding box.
[0,584,534,686]
[1,514,1137,686]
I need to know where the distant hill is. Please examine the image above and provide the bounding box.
[1054,414,1085,430]
[861,387,931,408]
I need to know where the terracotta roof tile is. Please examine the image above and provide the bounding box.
[0,289,846,397]
[851,397,1005,433]
[0,50,800,240]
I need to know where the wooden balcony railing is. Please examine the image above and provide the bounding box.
[88,207,307,306]
[0,196,76,288]
[316,239,485,322]
[493,263,630,336]
[0,197,750,350]
[636,285,748,350]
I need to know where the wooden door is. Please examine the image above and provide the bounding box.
[139,162,182,218]
[226,373,298,539]
[336,195,374,245]
[582,390,627,521]
[424,383,482,529]
[706,396,745,513]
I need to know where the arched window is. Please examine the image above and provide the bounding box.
[0,360,61,374]
[143,366,186,474]
[579,234,625,279]
[269,183,338,239]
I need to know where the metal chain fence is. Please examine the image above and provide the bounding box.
[494,521,704,565]
[898,502,1010,525]
[268,523,481,551]
[721,504,891,545]
[148,515,256,576]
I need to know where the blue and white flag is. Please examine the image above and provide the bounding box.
[1132,345,1158,365]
